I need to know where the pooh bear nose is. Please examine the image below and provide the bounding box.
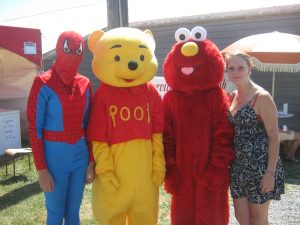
[128,61,138,70]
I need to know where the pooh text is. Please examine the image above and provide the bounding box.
[109,103,150,127]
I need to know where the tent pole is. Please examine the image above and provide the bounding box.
[272,71,275,97]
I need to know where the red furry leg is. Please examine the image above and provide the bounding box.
[195,187,230,225]
[170,192,195,225]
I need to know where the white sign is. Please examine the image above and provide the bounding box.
[151,76,171,98]
[152,75,236,97]
[0,110,21,155]
[24,42,37,55]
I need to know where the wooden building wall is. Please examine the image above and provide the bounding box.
[43,4,300,130]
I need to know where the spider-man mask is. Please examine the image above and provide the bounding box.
[54,31,84,85]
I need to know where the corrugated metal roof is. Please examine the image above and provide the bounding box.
[131,4,300,27]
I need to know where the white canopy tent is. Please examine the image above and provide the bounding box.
[0,25,42,140]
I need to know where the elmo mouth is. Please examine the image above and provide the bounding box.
[181,67,194,75]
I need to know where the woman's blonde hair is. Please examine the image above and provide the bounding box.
[224,51,253,69]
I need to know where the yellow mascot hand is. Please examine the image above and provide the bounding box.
[152,170,164,188]
[92,141,119,192]
[92,141,114,175]
[93,141,120,193]
[99,171,120,193]
[152,133,166,187]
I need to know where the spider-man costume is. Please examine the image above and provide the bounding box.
[27,31,93,225]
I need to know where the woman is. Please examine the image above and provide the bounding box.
[27,31,95,225]
[225,52,284,225]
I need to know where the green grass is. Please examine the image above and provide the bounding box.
[0,154,171,225]
[0,147,299,225]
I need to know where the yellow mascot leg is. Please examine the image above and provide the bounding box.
[92,140,160,225]
[92,177,127,225]
[127,184,159,225]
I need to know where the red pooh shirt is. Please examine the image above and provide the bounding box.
[87,82,163,145]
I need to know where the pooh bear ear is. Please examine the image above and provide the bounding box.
[88,30,105,52]
[144,29,156,50]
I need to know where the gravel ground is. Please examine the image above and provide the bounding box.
[229,184,300,225]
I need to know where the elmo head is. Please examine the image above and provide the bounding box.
[163,26,224,92]
[54,31,85,85]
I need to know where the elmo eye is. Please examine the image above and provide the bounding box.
[114,55,120,61]
[191,26,207,42]
[175,28,190,43]
[140,55,144,61]
[63,40,71,53]
[76,42,83,55]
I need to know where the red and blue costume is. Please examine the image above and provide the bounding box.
[27,31,93,225]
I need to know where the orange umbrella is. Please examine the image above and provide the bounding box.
[222,31,300,96]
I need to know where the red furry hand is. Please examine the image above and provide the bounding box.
[199,164,230,192]
[164,165,180,194]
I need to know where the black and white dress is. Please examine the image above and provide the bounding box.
[228,94,285,204]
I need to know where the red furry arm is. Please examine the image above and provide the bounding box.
[210,88,234,168]
[163,93,176,166]
[199,88,234,190]
[163,92,180,193]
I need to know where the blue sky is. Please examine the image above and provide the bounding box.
[1,0,299,53]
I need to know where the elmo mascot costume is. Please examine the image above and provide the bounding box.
[27,31,95,225]
[163,26,234,225]
[87,27,165,225]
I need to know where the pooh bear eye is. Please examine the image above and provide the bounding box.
[114,55,120,61]
[190,26,207,42]
[140,55,144,61]
[175,28,190,43]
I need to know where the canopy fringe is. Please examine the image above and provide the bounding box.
[252,57,300,73]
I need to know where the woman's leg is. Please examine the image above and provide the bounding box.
[249,200,271,225]
[233,198,251,225]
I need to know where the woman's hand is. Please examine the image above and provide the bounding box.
[260,172,275,193]
[86,161,95,184]
[38,169,54,192]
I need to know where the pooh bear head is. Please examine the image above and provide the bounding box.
[88,27,158,87]
[164,26,224,92]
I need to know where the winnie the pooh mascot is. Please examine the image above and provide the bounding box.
[163,26,234,225]
[87,27,165,225]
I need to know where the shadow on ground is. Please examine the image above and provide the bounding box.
[0,175,29,186]
[0,181,41,211]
